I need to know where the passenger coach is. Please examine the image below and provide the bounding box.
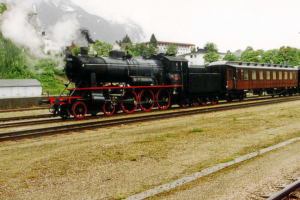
[207,61,299,101]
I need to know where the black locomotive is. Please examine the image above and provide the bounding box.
[39,47,299,119]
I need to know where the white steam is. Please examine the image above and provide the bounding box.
[51,14,87,48]
[0,2,45,57]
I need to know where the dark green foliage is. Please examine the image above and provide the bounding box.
[0,3,7,14]
[145,44,158,56]
[205,42,218,53]
[203,42,221,66]
[240,46,261,63]
[223,51,239,61]
[275,46,300,66]
[149,34,158,48]
[166,44,178,55]
[203,52,221,66]
[261,49,279,64]
[89,41,112,57]
[122,34,132,44]
[132,43,148,56]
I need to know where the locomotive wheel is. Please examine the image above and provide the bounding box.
[192,102,199,107]
[103,101,115,116]
[180,102,188,108]
[156,88,171,110]
[200,97,207,106]
[58,105,70,119]
[72,102,87,119]
[211,97,218,105]
[121,90,138,114]
[139,89,155,112]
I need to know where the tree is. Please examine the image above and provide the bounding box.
[149,34,158,48]
[203,52,221,66]
[166,44,178,55]
[275,46,300,66]
[0,3,7,14]
[260,49,279,64]
[203,42,221,65]
[133,43,148,56]
[205,42,218,53]
[89,40,112,57]
[223,51,239,61]
[191,47,196,53]
[145,44,157,57]
[240,46,261,63]
[122,34,132,44]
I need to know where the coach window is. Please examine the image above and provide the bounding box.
[244,69,249,80]
[279,71,282,80]
[259,70,264,80]
[252,70,257,80]
[266,71,271,80]
[273,71,277,80]
[229,68,233,79]
[238,69,241,80]
[284,71,288,80]
[290,71,293,80]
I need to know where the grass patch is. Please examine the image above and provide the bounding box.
[115,194,126,200]
[191,128,204,133]
[134,140,152,144]
[164,133,179,138]
[218,157,235,163]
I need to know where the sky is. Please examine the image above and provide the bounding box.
[71,0,300,53]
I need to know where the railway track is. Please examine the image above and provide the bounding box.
[1,96,300,142]
[0,106,47,113]
[263,178,300,200]
[0,96,299,130]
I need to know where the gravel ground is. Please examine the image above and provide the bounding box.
[153,140,300,199]
[1,101,300,199]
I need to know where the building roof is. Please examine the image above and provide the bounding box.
[208,61,298,71]
[145,41,195,46]
[164,56,188,62]
[0,79,42,87]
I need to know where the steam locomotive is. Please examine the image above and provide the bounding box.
[39,47,299,119]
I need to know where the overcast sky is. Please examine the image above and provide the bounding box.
[72,0,300,52]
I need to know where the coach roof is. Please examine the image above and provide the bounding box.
[208,61,298,71]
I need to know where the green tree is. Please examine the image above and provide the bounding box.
[191,47,196,53]
[260,49,279,64]
[149,34,158,48]
[89,40,112,57]
[203,52,221,66]
[222,51,239,61]
[205,42,218,53]
[145,44,157,56]
[122,34,132,44]
[0,3,7,14]
[203,42,221,65]
[133,43,148,56]
[166,44,178,55]
[275,46,300,66]
[240,46,261,63]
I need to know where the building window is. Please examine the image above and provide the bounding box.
[244,69,249,80]
[290,71,293,80]
[194,55,197,58]
[266,71,270,80]
[252,70,256,80]
[279,71,282,80]
[190,55,193,58]
[284,71,288,80]
[273,71,277,80]
[259,70,264,80]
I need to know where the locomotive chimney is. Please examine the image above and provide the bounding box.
[80,47,88,56]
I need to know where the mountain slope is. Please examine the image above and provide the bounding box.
[3,0,145,43]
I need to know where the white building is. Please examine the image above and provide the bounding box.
[43,35,62,54]
[181,47,226,65]
[0,79,42,98]
[144,41,195,55]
